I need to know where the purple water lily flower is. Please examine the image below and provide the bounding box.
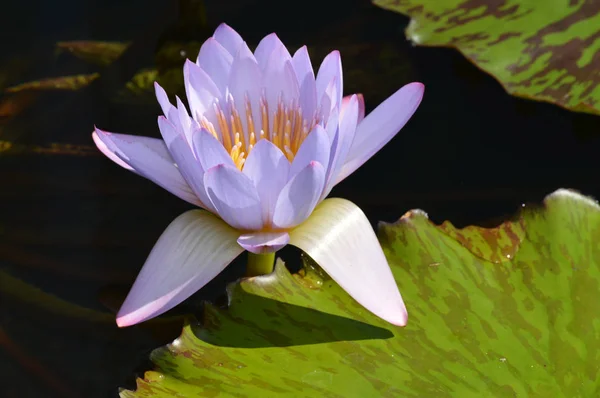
[93,24,423,328]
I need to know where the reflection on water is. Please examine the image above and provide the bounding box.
[1,0,599,396]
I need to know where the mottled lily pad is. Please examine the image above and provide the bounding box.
[373,0,600,115]
[122,189,600,397]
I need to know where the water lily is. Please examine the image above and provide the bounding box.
[93,24,424,328]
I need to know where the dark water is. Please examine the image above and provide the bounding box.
[1,0,599,397]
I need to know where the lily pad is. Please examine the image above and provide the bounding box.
[373,0,600,115]
[121,189,600,397]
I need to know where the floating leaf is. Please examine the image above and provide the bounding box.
[122,189,600,397]
[56,41,130,66]
[0,270,114,324]
[373,0,600,115]
[5,73,99,93]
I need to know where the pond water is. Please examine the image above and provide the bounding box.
[1,0,599,397]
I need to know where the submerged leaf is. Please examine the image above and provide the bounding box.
[56,41,130,66]
[5,73,99,93]
[374,0,600,115]
[122,189,600,397]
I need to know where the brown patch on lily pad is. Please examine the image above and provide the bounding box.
[373,0,600,115]
[437,217,526,264]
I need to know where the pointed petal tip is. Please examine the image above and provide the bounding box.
[216,22,232,30]
[288,198,408,329]
[384,306,408,327]
[183,58,195,69]
[116,309,155,328]
[406,81,425,94]
[114,210,243,328]
[115,315,133,328]
[116,306,145,328]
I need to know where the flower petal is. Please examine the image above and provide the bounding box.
[337,82,424,184]
[154,82,173,116]
[288,198,407,326]
[290,124,329,178]
[173,96,193,143]
[242,139,290,224]
[264,51,299,129]
[228,54,262,143]
[213,23,244,57]
[292,45,314,85]
[93,127,201,206]
[316,50,342,112]
[192,128,235,171]
[237,231,290,254]
[196,38,232,94]
[342,93,365,124]
[325,106,339,143]
[159,117,215,212]
[183,59,221,121]
[116,210,243,326]
[204,164,263,230]
[254,33,290,72]
[322,94,359,198]
[292,46,317,119]
[92,129,134,171]
[272,161,325,229]
[157,115,178,144]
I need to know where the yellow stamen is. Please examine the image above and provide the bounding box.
[203,91,318,170]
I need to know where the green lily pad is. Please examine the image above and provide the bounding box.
[121,189,600,397]
[373,0,600,115]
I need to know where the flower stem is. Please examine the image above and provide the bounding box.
[246,252,275,277]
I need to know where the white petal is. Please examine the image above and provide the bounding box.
[289,198,407,326]
[116,210,243,326]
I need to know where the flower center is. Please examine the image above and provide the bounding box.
[198,92,319,170]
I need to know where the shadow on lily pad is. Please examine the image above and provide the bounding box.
[191,263,394,348]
